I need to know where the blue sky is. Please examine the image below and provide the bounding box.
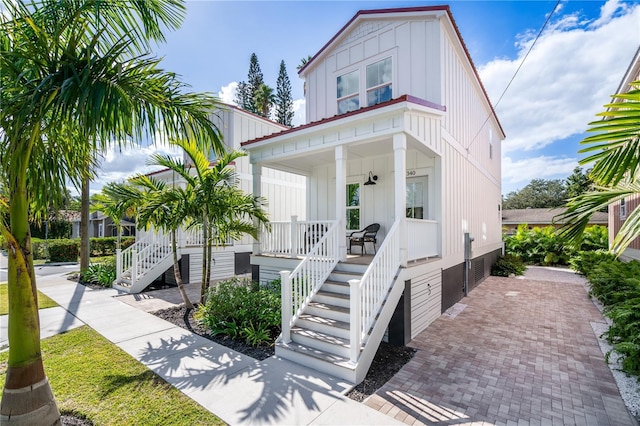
[96,0,640,195]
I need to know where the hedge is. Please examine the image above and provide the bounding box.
[48,239,79,262]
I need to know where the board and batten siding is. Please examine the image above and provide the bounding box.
[440,23,501,181]
[188,251,235,284]
[411,268,442,338]
[304,16,442,123]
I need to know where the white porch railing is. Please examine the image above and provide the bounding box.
[407,219,439,261]
[262,217,335,257]
[279,221,341,343]
[116,230,172,281]
[349,220,402,363]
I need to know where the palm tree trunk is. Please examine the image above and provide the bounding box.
[80,176,90,271]
[171,229,193,310]
[1,176,61,425]
[200,220,208,303]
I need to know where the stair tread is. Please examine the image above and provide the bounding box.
[278,341,355,367]
[324,279,350,286]
[307,302,349,314]
[291,327,350,346]
[316,290,349,300]
[298,313,349,330]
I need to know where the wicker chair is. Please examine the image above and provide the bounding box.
[348,223,380,255]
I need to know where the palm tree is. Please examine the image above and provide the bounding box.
[254,83,276,118]
[558,80,640,254]
[124,176,196,310]
[0,0,224,423]
[90,183,137,251]
[148,140,269,301]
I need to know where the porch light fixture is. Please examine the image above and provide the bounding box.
[364,171,378,186]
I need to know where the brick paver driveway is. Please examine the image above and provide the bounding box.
[365,267,635,425]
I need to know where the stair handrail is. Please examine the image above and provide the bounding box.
[349,219,402,363]
[116,230,172,281]
[280,220,340,343]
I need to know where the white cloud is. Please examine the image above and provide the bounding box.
[87,141,182,194]
[479,0,640,154]
[292,98,306,127]
[218,82,238,105]
[502,155,578,193]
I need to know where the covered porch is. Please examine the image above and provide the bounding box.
[244,96,446,269]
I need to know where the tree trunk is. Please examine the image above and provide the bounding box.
[79,176,90,271]
[171,229,193,310]
[1,176,61,425]
[200,220,208,303]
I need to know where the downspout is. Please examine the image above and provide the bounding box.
[463,232,474,296]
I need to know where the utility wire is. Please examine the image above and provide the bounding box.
[466,0,562,150]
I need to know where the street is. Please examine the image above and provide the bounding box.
[0,251,79,281]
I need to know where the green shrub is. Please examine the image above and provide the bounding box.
[48,239,79,262]
[504,225,569,265]
[30,238,49,260]
[569,250,616,276]
[196,277,280,347]
[580,225,609,252]
[491,254,526,277]
[583,258,640,377]
[80,260,116,287]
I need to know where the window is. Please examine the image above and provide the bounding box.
[621,198,627,219]
[337,70,359,114]
[366,57,392,106]
[346,183,360,230]
[406,178,427,219]
[489,128,493,159]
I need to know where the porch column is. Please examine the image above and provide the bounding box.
[252,163,263,255]
[394,133,408,267]
[335,145,347,261]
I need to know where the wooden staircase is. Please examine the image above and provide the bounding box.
[276,259,403,383]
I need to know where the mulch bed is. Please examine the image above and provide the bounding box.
[153,305,417,401]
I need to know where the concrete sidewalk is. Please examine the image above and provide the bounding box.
[20,273,401,425]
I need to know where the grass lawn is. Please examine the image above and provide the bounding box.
[0,282,58,315]
[0,326,224,425]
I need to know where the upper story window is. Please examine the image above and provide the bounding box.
[366,57,392,106]
[336,57,393,115]
[337,70,359,114]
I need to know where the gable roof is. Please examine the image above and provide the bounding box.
[297,5,504,139]
[502,208,608,226]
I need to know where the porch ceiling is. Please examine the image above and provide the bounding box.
[245,97,443,175]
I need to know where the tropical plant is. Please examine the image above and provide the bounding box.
[148,140,269,301]
[196,278,281,347]
[558,80,640,255]
[80,260,117,287]
[90,183,137,251]
[121,176,196,310]
[490,254,526,277]
[0,0,223,422]
[254,83,276,118]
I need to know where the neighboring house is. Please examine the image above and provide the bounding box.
[241,5,504,383]
[113,104,306,293]
[70,211,136,239]
[502,208,608,234]
[608,46,640,262]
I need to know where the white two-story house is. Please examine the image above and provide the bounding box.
[242,5,504,384]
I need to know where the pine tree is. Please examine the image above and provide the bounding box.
[246,53,264,114]
[275,60,294,127]
[234,81,252,110]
